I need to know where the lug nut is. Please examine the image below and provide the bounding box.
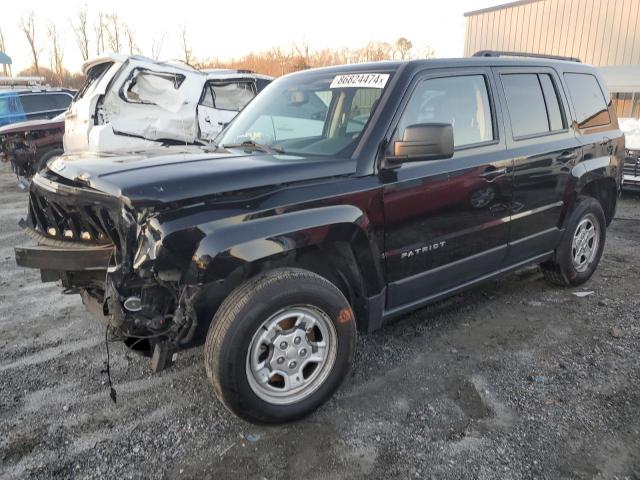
[299,348,307,356]
[279,341,288,350]
[294,336,301,345]
[276,356,285,365]
[288,361,297,369]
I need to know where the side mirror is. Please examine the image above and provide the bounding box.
[385,123,454,167]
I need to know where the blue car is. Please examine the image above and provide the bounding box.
[0,88,74,127]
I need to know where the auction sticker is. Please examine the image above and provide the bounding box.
[330,73,389,89]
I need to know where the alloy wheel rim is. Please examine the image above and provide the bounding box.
[246,305,337,405]
[571,213,599,273]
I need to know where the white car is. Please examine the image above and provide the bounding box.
[64,54,272,152]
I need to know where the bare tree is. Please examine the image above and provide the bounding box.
[178,25,193,65]
[395,37,413,60]
[151,32,166,60]
[293,40,310,70]
[124,24,138,55]
[107,13,122,52]
[48,23,64,85]
[19,12,41,74]
[0,27,11,76]
[94,12,107,55]
[422,45,436,59]
[71,7,90,62]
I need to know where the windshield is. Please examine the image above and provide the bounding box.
[216,71,391,157]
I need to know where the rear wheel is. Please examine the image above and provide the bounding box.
[541,196,606,286]
[204,268,356,424]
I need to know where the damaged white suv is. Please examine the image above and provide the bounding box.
[64,54,272,152]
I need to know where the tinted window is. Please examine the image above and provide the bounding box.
[19,94,48,113]
[397,75,493,147]
[210,82,256,111]
[502,73,566,137]
[502,74,549,137]
[256,78,272,92]
[564,73,611,129]
[539,75,564,131]
[53,93,72,109]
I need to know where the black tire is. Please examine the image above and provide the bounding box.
[36,148,63,173]
[204,268,357,424]
[541,196,606,286]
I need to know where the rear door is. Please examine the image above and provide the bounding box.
[382,68,513,311]
[562,71,623,182]
[493,67,581,264]
[197,80,257,141]
[90,61,203,146]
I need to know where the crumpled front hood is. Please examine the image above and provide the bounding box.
[47,146,355,207]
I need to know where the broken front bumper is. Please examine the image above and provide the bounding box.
[15,244,113,271]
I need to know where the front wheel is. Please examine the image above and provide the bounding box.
[541,196,606,286]
[204,268,357,424]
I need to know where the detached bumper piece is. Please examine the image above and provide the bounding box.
[15,244,113,271]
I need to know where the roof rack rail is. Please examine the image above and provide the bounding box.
[473,50,581,63]
[0,76,46,87]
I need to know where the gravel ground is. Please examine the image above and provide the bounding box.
[1,161,639,479]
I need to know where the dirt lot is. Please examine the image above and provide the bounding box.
[0,161,639,480]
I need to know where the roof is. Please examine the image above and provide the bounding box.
[0,87,75,95]
[464,0,543,17]
[0,52,11,65]
[284,56,592,80]
[598,65,640,93]
[82,53,274,80]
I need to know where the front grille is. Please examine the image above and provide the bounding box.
[28,183,118,247]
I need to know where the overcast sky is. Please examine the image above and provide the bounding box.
[1,0,506,73]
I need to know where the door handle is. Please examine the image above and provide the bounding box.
[479,167,507,182]
[557,151,578,162]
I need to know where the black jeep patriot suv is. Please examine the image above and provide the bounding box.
[16,53,624,423]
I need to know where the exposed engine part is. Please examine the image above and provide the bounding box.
[123,296,142,312]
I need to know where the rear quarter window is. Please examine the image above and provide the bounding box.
[564,73,611,129]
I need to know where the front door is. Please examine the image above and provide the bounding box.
[382,69,513,311]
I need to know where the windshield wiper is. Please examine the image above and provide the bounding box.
[222,140,284,154]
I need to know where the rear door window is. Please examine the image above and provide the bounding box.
[19,94,48,114]
[501,73,566,138]
[564,73,611,129]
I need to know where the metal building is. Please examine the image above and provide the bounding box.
[464,0,640,66]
